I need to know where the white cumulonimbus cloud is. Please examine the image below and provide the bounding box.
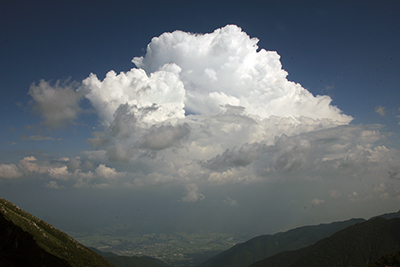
[77,25,355,164]
[20,25,400,203]
[83,24,351,128]
[131,25,352,122]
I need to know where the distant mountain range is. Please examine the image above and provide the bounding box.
[248,216,400,267]
[198,210,400,267]
[198,218,365,267]
[1,196,399,267]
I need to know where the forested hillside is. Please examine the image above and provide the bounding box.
[199,218,364,267]
[248,217,400,267]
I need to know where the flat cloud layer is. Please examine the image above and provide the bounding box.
[2,25,400,232]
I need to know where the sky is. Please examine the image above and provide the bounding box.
[1,0,400,236]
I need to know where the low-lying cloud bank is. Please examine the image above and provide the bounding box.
[3,25,400,206]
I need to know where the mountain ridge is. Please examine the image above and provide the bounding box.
[247,216,400,267]
[197,218,365,267]
[0,197,114,267]
[197,210,400,267]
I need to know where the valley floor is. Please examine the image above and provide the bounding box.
[69,229,251,266]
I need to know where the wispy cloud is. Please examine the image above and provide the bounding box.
[329,190,342,199]
[375,105,386,116]
[0,164,23,179]
[45,180,64,189]
[224,197,238,206]
[21,135,54,141]
[311,198,325,205]
[28,80,82,128]
[181,184,205,202]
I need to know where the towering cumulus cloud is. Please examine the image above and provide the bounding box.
[21,25,400,203]
[132,25,351,122]
[84,25,351,126]
[79,25,355,167]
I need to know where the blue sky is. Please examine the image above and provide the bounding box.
[1,0,400,235]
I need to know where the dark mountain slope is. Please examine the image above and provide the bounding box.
[248,217,400,267]
[366,249,400,267]
[198,218,364,267]
[0,197,114,267]
[0,211,71,267]
[90,247,169,267]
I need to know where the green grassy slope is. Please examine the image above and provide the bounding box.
[0,197,114,267]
